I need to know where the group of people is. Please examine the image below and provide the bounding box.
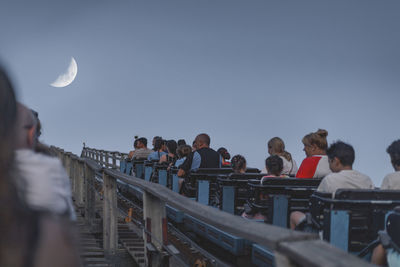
[128,129,400,192]
[0,67,79,266]
[128,130,400,266]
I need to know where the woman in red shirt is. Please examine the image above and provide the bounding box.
[296,129,331,178]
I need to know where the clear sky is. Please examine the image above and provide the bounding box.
[1,0,399,185]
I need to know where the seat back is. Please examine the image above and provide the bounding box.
[247,178,322,227]
[310,189,400,254]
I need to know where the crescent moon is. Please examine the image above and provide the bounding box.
[50,57,78,88]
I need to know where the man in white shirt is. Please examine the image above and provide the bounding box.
[15,103,76,220]
[290,141,374,229]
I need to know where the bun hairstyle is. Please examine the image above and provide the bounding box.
[231,154,246,173]
[268,137,292,162]
[302,129,328,151]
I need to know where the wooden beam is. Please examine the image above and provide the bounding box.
[277,239,374,267]
[103,172,118,255]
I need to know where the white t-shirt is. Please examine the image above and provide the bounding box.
[317,169,374,194]
[381,172,400,190]
[15,149,76,220]
[281,156,298,176]
[261,156,298,176]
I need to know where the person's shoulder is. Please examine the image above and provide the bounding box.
[323,171,342,180]
[350,169,373,181]
[384,172,400,180]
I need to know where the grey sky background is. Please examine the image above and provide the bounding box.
[1,0,399,185]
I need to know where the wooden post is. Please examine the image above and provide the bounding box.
[75,161,85,207]
[103,172,118,255]
[143,191,168,266]
[105,152,110,168]
[112,154,117,169]
[84,163,96,227]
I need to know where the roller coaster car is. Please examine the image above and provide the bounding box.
[183,168,234,204]
[132,158,146,179]
[216,173,265,215]
[246,178,322,228]
[309,189,400,257]
[120,158,133,175]
[144,159,159,181]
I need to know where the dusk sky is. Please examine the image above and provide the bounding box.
[1,0,399,185]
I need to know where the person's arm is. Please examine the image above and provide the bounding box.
[159,154,167,163]
[178,152,194,177]
[34,217,81,267]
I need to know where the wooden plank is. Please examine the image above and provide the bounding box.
[84,163,96,226]
[277,239,374,267]
[102,172,118,255]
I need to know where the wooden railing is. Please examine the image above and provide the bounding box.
[54,146,373,267]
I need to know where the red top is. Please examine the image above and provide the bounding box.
[296,156,322,178]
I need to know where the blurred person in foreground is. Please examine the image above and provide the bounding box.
[0,66,80,266]
[15,103,76,221]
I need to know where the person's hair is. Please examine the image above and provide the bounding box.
[153,136,162,141]
[177,145,192,158]
[196,133,210,146]
[265,155,283,176]
[217,147,231,160]
[31,109,41,138]
[302,129,328,151]
[268,137,292,161]
[177,139,186,146]
[387,140,400,167]
[0,66,35,266]
[153,138,163,151]
[326,141,355,167]
[138,137,147,147]
[231,155,246,173]
[166,140,177,156]
[133,139,139,149]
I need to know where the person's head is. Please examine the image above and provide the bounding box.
[15,103,38,150]
[166,140,177,155]
[177,145,192,158]
[195,133,210,149]
[387,140,400,171]
[137,137,148,148]
[217,147,231,160]
[268,137,292,161]
[177,139,186,146]
[152,136,162,147]
[231,154,246,173]
[302,129,328,157]
[31,109,42,139]
[192,140,197,151]
[133,139,139,149]
[161,139,167,152]
[326,141,355,172]
[265,155,283,176]
[153,138,163,151]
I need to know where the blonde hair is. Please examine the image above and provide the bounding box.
[268,137,292,162]
[302,129,328,151]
